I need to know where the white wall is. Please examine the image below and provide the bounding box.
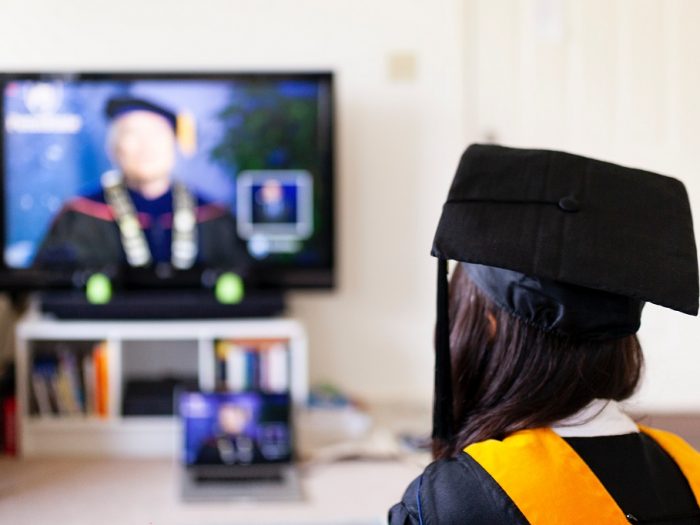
[0,0,470,403]
[3,0,697,412]
[468,0,700,411]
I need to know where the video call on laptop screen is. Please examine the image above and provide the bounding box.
[179,391,292,467]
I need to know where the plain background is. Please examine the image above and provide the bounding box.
[0,0,697,412]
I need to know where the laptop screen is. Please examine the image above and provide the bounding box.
[179,391,292,467]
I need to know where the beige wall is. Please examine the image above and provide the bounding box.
[469,0,700,410]
[0,0,470,404]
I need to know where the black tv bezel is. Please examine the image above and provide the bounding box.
[0,70,336,292]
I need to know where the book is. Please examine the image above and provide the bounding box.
[214,341,229,389]
[32,357,59,416]
[245,349,260,390]
[93,343,109,418]
[259,349,270,391]
[225,343,246,392]
[2,397,17,455]
[31,372,52,417]
[57,350,82,415]
[266,343,289,393]
[82,353,96,416]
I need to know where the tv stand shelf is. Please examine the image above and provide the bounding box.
[16,316,308,457]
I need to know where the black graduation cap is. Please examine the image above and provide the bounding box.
[105,96,178,131]
[430,143,699,444]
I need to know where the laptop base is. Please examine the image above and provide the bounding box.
[180,465,303,502]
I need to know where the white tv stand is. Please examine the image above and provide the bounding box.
[16,314,308,457]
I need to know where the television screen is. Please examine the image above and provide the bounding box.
[179,391,292,466]
[0,72,334,290]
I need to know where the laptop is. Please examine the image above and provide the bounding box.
[178,390,302,502]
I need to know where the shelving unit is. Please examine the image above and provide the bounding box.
[16,315,307,457]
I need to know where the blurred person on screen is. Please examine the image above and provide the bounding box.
[255,179,296,223]
[194,402,261,465]
[34,96,248,272]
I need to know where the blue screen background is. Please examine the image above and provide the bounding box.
[3,78,321,268]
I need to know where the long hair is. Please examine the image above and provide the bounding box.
[433,264,644,459]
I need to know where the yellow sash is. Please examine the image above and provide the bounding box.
[464,426,700,525]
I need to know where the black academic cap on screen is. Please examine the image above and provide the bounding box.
[430,143,699,445]
[105,96,178,131]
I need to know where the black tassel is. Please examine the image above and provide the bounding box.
[432,258,453,444]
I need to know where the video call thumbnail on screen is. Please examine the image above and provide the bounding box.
[2,76,332,272]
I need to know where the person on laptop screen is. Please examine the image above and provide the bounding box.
[35,96,248,271]
[194,401,261,465]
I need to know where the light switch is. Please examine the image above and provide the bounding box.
[387,52,417,82]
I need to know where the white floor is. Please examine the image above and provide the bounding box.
[0,456,425,525]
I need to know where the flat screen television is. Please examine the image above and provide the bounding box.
[0,72,335,294]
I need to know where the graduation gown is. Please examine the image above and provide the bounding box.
[389,402,700,525]
[34,187,249,270]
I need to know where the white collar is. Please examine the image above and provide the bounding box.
[551,399,639,438]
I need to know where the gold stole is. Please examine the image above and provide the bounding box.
[464,426,700,524]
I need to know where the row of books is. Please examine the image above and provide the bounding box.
[31,343,109,417]
[215,339,289,393]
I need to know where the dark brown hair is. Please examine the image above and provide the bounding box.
[433,263,644,459]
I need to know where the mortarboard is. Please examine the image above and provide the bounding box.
[105,96,178,130]
[430,144,699,446]
[105,96,198,156]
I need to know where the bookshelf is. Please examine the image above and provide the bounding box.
[16,315,308,457]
